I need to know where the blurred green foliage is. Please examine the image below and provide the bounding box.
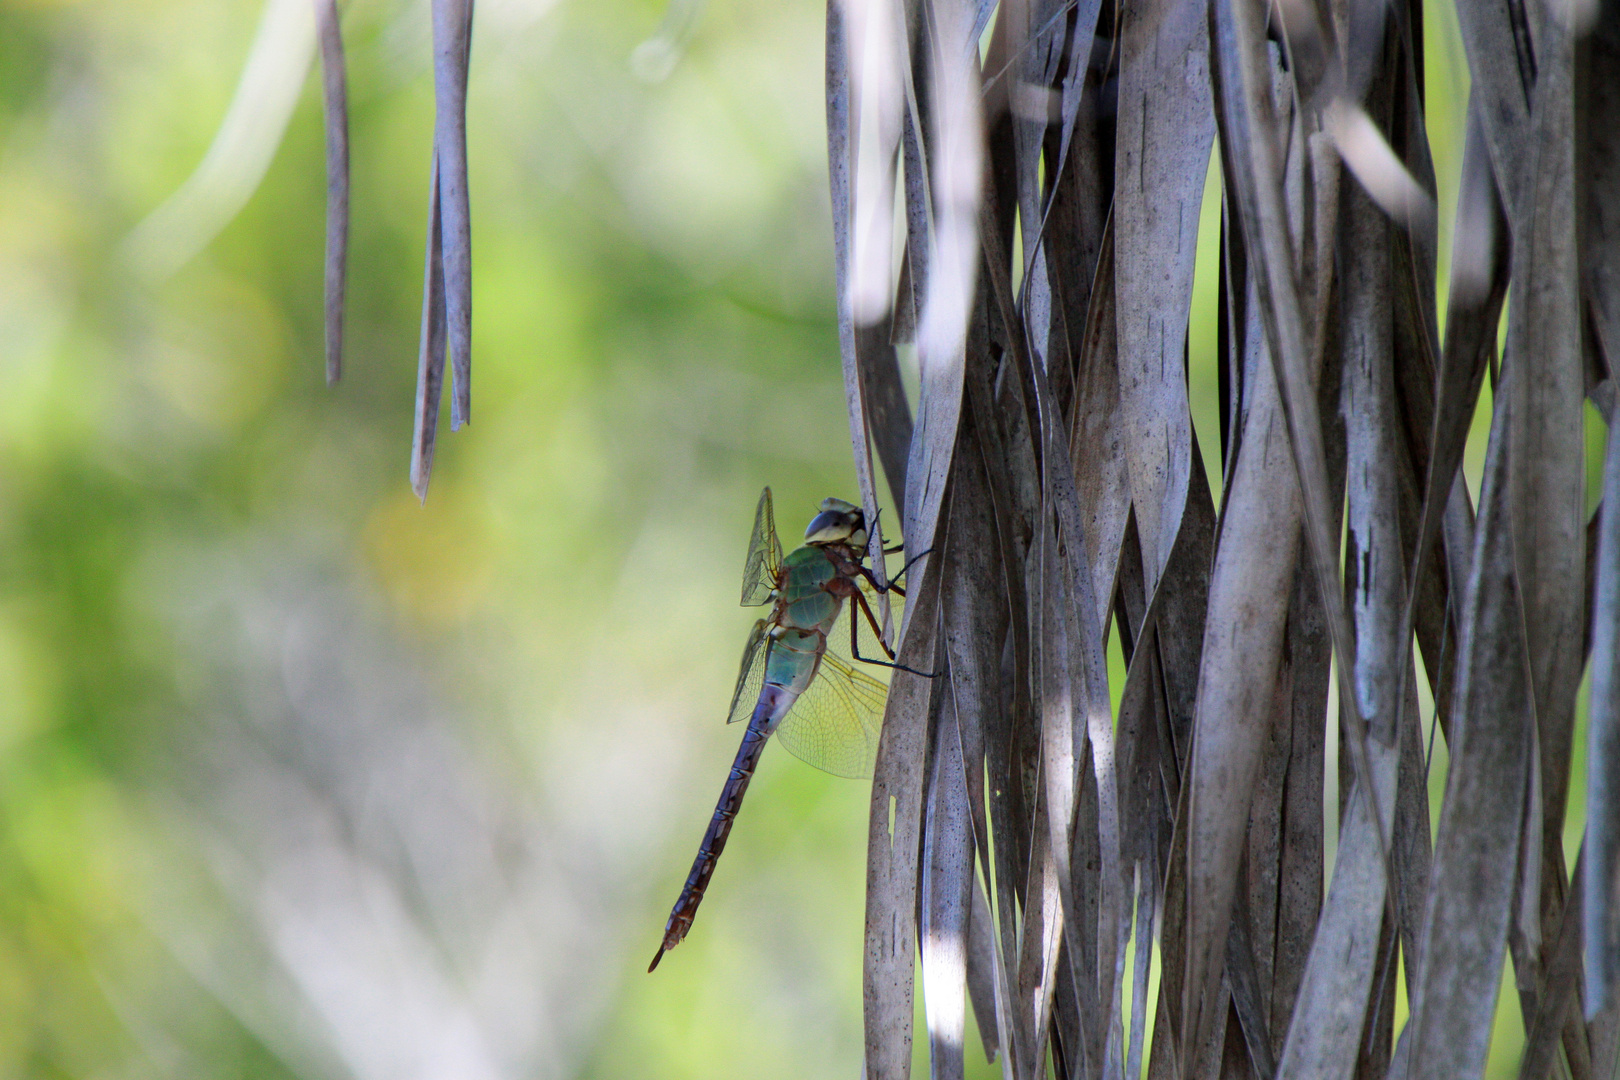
[0,0,895,1075]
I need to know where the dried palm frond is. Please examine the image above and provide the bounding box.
[820,0,1620,1076]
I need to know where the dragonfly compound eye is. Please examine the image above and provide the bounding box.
[803,503,865,546]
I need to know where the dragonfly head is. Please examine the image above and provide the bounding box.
[804,497,868,550]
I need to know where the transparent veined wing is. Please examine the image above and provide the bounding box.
[774,648,888,779]
[727,619,769,725]
[773,585,905,779]
[740,487,784,607]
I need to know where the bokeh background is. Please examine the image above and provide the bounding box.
[0,0,1589,1076]
[0,0,879,1075]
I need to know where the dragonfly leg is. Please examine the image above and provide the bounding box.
[898,547,932,580]
[865,508,917,561]
[851,590,897,660]
[849,589,941,678]
[857,564,901,597]
[861,547,932,598]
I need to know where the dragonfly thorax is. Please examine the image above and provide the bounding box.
[774,546,844,635]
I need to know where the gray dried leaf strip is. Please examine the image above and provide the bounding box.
[314,0,348,385]
[1113,0,1215,591]
[1402,392,1534,1080]
[411,164,447,501]
[431,0,474,428]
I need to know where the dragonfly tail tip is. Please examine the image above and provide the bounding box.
[648,945,667,973]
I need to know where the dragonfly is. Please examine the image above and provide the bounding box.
[649,487,928,971]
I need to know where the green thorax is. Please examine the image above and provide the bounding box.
[775,545,842,635]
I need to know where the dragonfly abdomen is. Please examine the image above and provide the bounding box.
[649,682,800,972]
[762,629,825,697]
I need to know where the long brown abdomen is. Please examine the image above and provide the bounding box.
[648,703,778,972]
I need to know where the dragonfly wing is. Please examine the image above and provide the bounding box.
[740,487,784,607]
[775,623,891,779]
[727,620,769,725]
